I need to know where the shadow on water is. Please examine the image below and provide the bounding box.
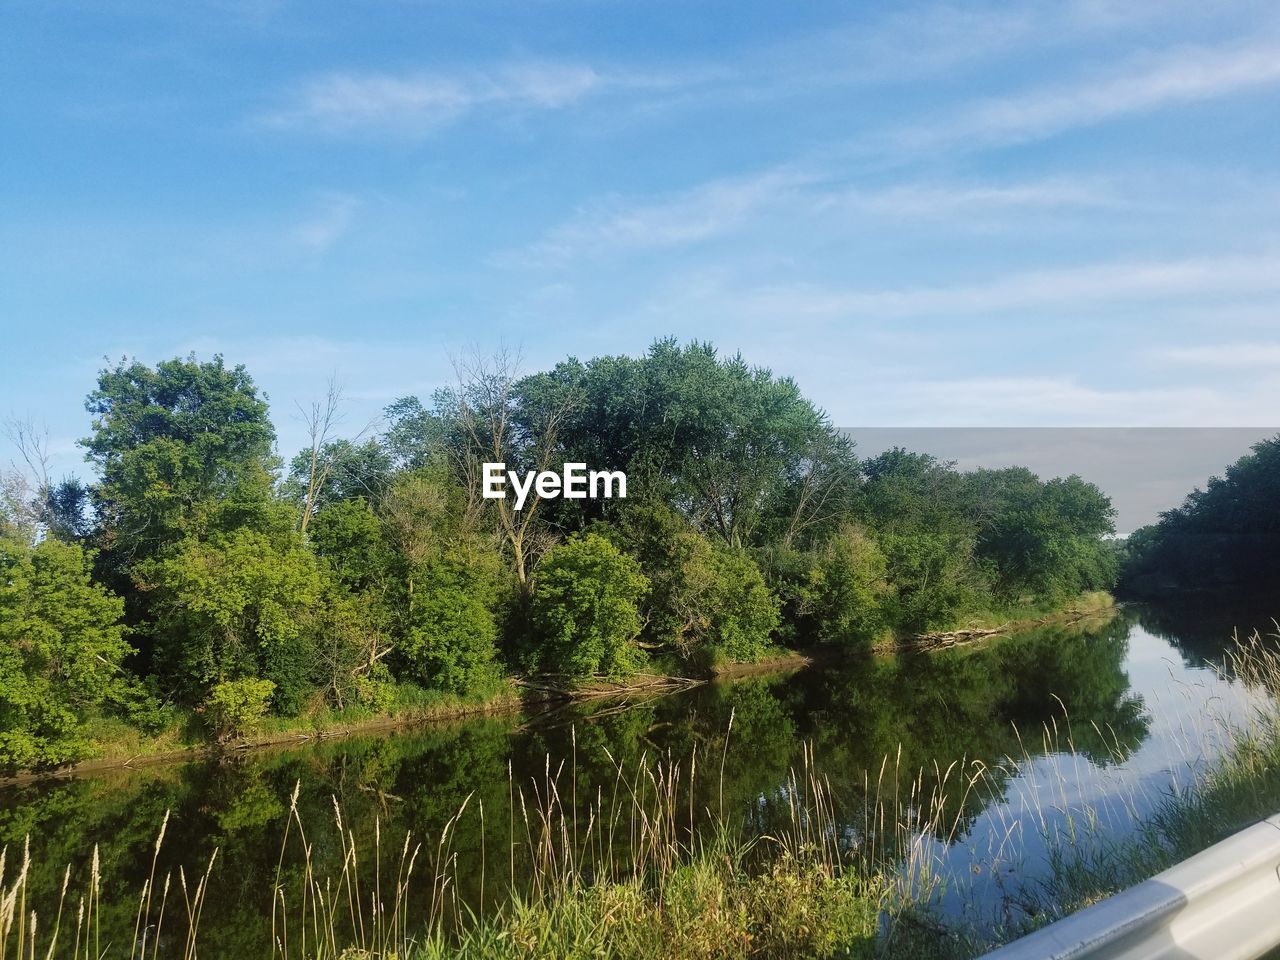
[0,602,1273,957]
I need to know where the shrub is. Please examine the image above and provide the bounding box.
[529,533,649,678]
[700,546,780,662]
[0,537,128,771]
[612,504,779,662]
[401,550,503,694]
[205,678,276,740]
[142,527,325,710]
[804,524,889,646]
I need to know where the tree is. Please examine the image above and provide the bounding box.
[291,376,382,532]
[378,468,506,693]
[0,536,128,769]
[0,415,87,543]
[610,503,780,662]
[400,547,503,694]
[528,533,649,678]
[968,468,1116,602]
[142,521,325,712]
[800,523,889,646]
[82,354,278,561]
[436,347,579,590]
[1121,435,1280,595]
[523,340,843,547]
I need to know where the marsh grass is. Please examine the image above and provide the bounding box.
[5,629,1280,959]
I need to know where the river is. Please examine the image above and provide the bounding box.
[1,603,1276,956]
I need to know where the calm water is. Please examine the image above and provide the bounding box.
[1,603,1276,956]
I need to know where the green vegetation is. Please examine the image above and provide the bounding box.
[0,340,1120,775]
[1122,434,1280,597]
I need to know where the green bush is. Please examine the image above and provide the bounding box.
[529,533,649,678]
[612,504,779,663]
[700,546,780,662]
[401,550,503,694]
[804,524,889,646]
[143,525,325,710]
[0,537,128,771]
[205,678,276,740]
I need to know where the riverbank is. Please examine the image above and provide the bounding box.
[1,593,1113,786]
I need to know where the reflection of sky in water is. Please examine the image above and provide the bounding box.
[920,623,1272,931]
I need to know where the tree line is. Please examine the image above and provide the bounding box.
[1122,435,1280,597]
[1,339,1119,770]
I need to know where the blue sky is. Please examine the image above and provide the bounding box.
[3,0,1280,478]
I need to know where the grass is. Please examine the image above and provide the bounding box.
[60,679,522,773]
[5,623,1280,959]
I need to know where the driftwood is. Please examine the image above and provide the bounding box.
[899,604,1112,653]
[514,673,702,701]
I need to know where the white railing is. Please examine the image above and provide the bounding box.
[978,813,1280,960]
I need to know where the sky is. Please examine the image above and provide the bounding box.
[2,0,1280,488]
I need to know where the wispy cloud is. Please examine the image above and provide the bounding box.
[1153,342,1280,367]
[258,60,706,138]
[261,61,613,136]
[820,177,1119,218]
[292,192,361,251]
[902,38,1280,149]
[849,375,1280,426]
[520,170,1117,263]
[522,169,817,262]
[931,39,1280,149]
[740,251,1280,320]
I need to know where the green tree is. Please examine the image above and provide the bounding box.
[519,339,849,546]
[1121,435,1280,595]
[528,533,649,678]
[400,548,503,694]
[83,354,278,556]
[379,468,506,693]
[968,468,1116,602]
[0,537,128,769]
[611,504,780,662]
[142,521,325,712]
[802,523,889,646]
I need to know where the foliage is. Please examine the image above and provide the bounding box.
[518,339,848,546]
[204,677,276,739]
[401,547,504,693]
[800,523,890,645]
[83,354,278,555]
[612,503,778,661]
[528,533,649,677]
[0,342,1133,772]
[142,521,325,711]
[0,536,128,769]
[1122,435,1280,596]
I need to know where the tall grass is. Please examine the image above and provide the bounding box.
[5,629,1280,959]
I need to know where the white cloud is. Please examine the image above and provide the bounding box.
[739,252,1280,320]
[1152,342,1280,367]
[821,177,1119,218]
[839,375,1280,426]
[524,169,817,262]
[262,62,607,136]
[292,193,361,251]
[521,171,1118,263]
[901,38,1280,149]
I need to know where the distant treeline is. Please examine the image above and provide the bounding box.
[1122,435,1280,598]
[1,339,1118,770]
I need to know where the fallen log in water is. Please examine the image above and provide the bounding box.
[514,673,702,701]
